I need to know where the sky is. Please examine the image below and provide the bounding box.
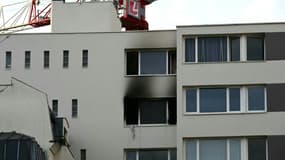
[1,0,285,32]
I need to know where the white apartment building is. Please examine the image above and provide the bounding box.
[0,1,285,160]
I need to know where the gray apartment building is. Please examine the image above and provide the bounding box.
[0,0,285,160]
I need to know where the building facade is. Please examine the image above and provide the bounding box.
[0,1,285,160]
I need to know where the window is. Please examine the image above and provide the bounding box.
[248,138,267,160]
[72,99,78,118]
[126,50,176,75]
[63,50,69,68]
[25,51,31,69]
[198,37,227,62]
[43,50,50,68]
[80,149,86,160]
[126,149,176,160]
[82,50,88,67]
[185,86,266,114]
[248,87,265,111]
[230,37,240,61]
[247,37,264,60]
[52,99,58,117]
[124,98,176,125]
[185,138,266,160]
[5,51,12,69]
[185,36,241,63]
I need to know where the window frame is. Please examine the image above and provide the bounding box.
[82,49,88,68]
[184,35,239,63]
[246,35,266,61]
[43,50,50,69]
[125,149,176,160]
[184,138,268,160]
[184,86,266,115]
[72,99,78,118]
[5,51,12,69]
[63,50,69,68]
[24,51,31,69]
[125,49,176,76]
[52,99,58,117]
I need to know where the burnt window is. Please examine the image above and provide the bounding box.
[124,98,176,125]
[126,50,176,75]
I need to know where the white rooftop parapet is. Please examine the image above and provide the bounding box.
[51,0,121,33]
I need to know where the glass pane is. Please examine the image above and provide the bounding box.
[126,52,138,75]
[170,149,177,160]
[247,37,264,60]
[6,140,18,160]
[168,51,176,74]
[139,150,168,160]
[186,140,196,160]
[186,89,197,112]
[19,140,31,160]
[185,38,195,62]
[6,52,12,68]
[140,100,167,124]
[198,37,227,62]
[140,51,166,74]
[230,88,240,111]
[199,139,227,160]
[200,88,226,112]
[248,138,266,160]
[126,151,136,160]
[248,87,265,111]
[230,139,241,160]
[230,37,240,61]
[0,141,4,160]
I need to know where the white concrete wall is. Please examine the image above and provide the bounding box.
[52,1,121,33]
[176,23,285,160]
[0,78,53,153]
[0,30,176,160]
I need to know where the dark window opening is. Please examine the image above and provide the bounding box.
[248,137,266,160]
[126,52,138,75]
[5,51,12,69]
[230,37,240,61]
[168,50,176,74]
[80,149,86,160]
[247,37,264,60]
[43,51,50,68]
[63,50,69,68]
[52,99,58,117]
[185,38,195,62]
[124,98,176,125]
[82,50,88,68]
[25,51,31,69]
[72,99,78,118]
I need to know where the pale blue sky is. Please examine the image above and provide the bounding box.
[1,0,285,31]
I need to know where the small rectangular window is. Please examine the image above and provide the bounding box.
[248,87,265,111]
[52,99,58,117]
[80,149,86,160]
[44,50,50,68]
[63,50,69,68]
[25,51,31,69]
[185,38,195,62]
[248,138,266,160]
[72,99,78,118]
[230,88,240,111]
[247,37,264,60]
[168,50,176,74]
[140,51,166,74]
[126,52,139,75]
[200,88,227,112]
[198,37,227,62]
[5,51,12,69]
[230,37,240,61]
[82,50,88,68]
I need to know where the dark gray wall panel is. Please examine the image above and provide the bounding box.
[125,76,176,98]
[267,84,285,112]
[268,136,285,160]
[265,32,285,60]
